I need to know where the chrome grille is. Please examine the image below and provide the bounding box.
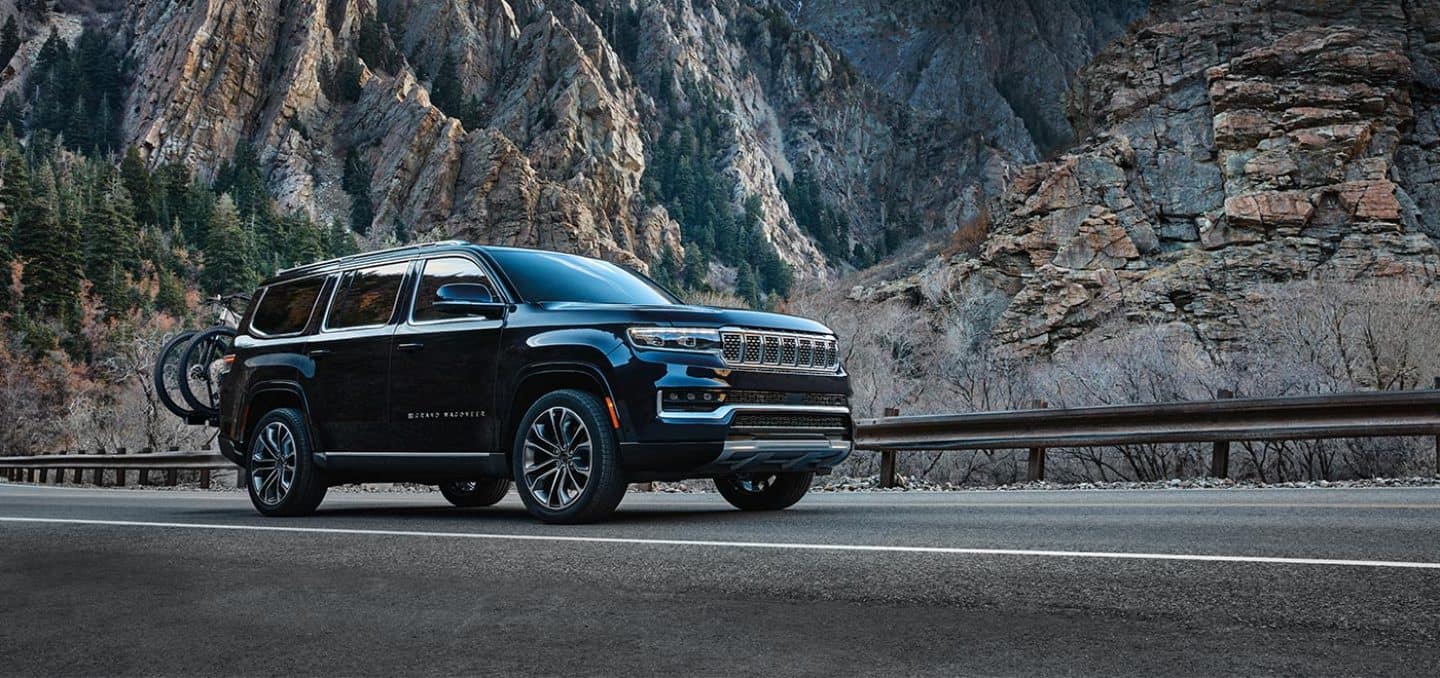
[719,329,840,372]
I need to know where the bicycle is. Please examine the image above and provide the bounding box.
[154,293,250,423]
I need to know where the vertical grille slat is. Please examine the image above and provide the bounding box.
[718,329,839,372]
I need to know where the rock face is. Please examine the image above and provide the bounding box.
[856,0,1440,354]
[120,0,680,271]
[102,0,1097,278]
[780,0,1150,159]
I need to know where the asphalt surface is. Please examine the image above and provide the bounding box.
[1,482,1438,677]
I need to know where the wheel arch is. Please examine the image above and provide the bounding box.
[504,363,622,460]
[241,382,314,449]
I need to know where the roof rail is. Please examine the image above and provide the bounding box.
[275,239,471,276]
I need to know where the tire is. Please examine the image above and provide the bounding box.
[178,326,237,418]
[715,472,814,511]
[154,330,198,418]
[246,408,327,517]
[511,389,626,524]
[439,479,511,507]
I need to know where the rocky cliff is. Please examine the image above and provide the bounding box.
[780,0,1149,159]
[0,0,1164,285]
[857,0,1440,354]
[105,0,1126,279]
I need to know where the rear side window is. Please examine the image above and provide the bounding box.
[412,257,495,322]
[325,262,408,330]
[249,277,325,336]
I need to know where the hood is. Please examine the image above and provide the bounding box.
[539,303,833,335]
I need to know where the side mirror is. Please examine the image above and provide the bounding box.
[432,283,505,317]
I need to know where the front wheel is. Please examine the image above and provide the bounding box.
[512,390,626,524]
[440,479,511,507]
[715,472,814,511]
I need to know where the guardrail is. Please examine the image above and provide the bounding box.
[6,389,1440,492]
[854,389,1440,487]
[0,448,236,489]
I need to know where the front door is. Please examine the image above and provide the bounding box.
[306,261,410,452]
[388,255,505,452]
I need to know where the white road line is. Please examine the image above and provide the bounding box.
[2,516,1438,570]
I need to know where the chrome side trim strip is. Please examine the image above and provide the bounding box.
[655,397,851,422]
[719,438,853,455]
[324,452,502,457]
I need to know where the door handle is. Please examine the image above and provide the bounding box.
[308,349,332,358]
[396,342,425,352]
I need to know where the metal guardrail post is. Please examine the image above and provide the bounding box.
[1210,389,1234,478]
[1026,401,1048,481]
[138,447,154,485]
[93,448,105,486]
[166,446,180,486]
[1434,378,1439,478]
[879,407,900,488]
[114,447,127,487]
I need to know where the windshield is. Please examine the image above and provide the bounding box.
[488,248,679,305]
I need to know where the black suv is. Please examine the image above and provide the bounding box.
[217,241,852,523]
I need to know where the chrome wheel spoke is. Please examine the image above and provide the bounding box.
[251,421,299,506]
[522,405,592,510]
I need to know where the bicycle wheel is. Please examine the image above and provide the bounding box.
[178,326,237,418]
[154,330,199,418]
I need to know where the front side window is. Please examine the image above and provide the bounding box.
[412,257,496,322]
[326,262,408,330]
[488,248,678,305]
[250,277,326,336]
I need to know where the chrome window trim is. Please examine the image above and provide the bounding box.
[406,254,508,327]
[321,261,411,333]
[247,274,329,339]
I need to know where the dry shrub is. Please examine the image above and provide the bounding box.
[941,206,990,258]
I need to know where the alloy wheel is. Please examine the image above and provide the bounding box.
[250,421,297,505]
[522,406,592,509]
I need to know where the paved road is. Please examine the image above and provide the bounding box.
[1,482,1438,676]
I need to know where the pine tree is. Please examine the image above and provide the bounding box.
[682,247,707,290]
[735,263,759,309]
[119,147,158,225]
[0,16,20,67]
[1,136,36,261]
[650,246,678,290]
[431,52,464,120]
[84,177,139,310]
[0,93,22,132]
[327,217,358,257]
[22,164,83,318]
[154,266,186,317]
[201,194,255,295]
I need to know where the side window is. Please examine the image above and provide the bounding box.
[325,262,408,330]
[249,277,326,336]
[412,257,495,323]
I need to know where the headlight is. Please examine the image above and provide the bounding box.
[627,327,723,353]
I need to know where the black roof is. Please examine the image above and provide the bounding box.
[260,241,615,286]
[261,240,478,285]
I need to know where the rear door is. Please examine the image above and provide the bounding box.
[306,261,411,452]
[388,255,506,452]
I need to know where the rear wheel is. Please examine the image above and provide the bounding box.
[154,330,198,418]
[246,408,327,517]
[715,472,814,511]
[512,390,626,524]
[440,479,511,507]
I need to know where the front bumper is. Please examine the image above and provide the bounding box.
[618,401,854,479]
